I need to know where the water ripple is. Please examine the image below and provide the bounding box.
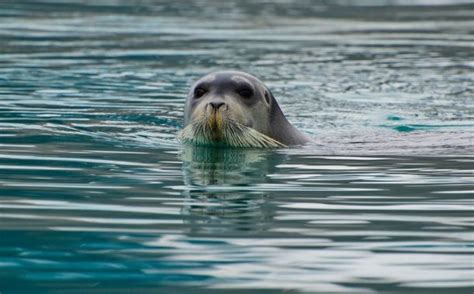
[0,0,473,293]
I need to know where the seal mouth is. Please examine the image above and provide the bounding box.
[179,110,285,148]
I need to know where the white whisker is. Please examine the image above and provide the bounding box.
[179,116,285,148]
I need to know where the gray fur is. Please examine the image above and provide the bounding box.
[182,70,310,147]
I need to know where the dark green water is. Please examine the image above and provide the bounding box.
[1,0,473,293]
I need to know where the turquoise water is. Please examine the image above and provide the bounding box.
[1,0,474,293]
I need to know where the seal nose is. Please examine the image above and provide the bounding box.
[209,101,225,110]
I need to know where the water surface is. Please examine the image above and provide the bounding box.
[0,1,473,293]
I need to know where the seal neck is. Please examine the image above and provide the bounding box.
[269,100,310,146]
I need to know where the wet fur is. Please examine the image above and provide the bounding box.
[182,71,310,148]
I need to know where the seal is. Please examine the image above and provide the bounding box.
[180,70,310,148]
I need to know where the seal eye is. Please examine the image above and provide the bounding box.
[194,87,207,98]
[237,88,253,99]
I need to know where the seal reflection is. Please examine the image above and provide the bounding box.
[180,145,286,233]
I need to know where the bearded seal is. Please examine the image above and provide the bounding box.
[180,71,310,148]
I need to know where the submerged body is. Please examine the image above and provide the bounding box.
[181,71,310,148]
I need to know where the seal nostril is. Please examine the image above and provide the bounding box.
[210,101,225,110]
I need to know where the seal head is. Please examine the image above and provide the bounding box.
[180,71,310,148]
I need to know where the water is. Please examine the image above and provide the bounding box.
[1,0,473,293]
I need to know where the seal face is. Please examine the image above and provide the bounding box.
[180,71,310,148]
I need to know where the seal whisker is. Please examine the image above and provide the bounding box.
[180,115,285,148]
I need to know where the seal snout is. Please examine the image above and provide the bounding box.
[205,100,227,141]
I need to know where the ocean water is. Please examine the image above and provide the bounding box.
[0,0,473,293]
